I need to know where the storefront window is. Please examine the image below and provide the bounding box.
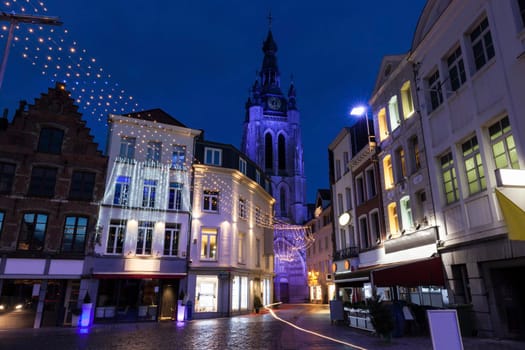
[195,276,218,313]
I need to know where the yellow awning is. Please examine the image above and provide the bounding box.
[495,188,525,241]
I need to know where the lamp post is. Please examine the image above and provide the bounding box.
[350,105,375,152]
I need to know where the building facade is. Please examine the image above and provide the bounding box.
[0,83,107,328]
[241,26,308,303]
[188,139,274,318]
[410,0,525,338]
[90,109,201,323]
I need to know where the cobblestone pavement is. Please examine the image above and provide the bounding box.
[0,304,524,350]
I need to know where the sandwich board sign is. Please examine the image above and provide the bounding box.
[427,309,464,350]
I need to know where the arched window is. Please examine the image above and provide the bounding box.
[278,134,286,171]
[265,133,273,170]
[280,187,287,217]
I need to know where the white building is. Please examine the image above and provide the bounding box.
[410,0,525,338]
[89,109,201,322]
[187,139,275,318]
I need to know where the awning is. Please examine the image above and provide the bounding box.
[92,272,186,279]
[495,188,525,241]
[334,265,379,287]
[372,256,445,287]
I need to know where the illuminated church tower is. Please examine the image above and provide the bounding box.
[241,21,308,303]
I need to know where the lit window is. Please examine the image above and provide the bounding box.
[147,141,162,162]
[168,182,183,210]
[62,216,88,253]
[238,198,247,219]
[239,158,247,175]
[462,136,486,195]
[400,81,414,118]
[28,166,57,197]
[37,127,63,154]
[205,147,222,166]
[378,108,388,141]
[383,155,394,189]
[388,95,400,131]
[18,213,48,251]
[238,233,246,264]
[164,223,181,256]
[113,176,130,206]
[489,116,519,169]
[142,179,157,208]
[136,221,153,255]
[427,70,443,111]
[447,46,466,91]
[195,275,218,312]
[107,219,126,254]
[119,137,136,160]
[203,190,219,212]
[69,171,95,201]
[400,196,414,230]
[441,152,459,204]
[470,17,495,71]
[387,202,399,236]
[0,162,16,194]
[201,227,218,260]
[171,145,186,170]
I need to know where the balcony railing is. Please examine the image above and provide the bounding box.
[334,246,359,260]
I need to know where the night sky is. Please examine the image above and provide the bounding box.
[0,0,426,203]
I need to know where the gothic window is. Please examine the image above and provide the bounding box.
[280,188,287,217]
[265,133,273,171]
[278,134,286,171]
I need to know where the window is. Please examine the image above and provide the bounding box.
[337,193,344,215]
[462,136,486,195]
[0,162,16,194]
[343,152,349,173]
[387,203,399,236]
[396,147,407,180]
[113,176,130,206]
[168,182,183,210]
[383,155,394,189]
[239,158,247,175]
[359,216,369,249]
[366,167,377,199]
[355,176,365,204]
[370,211,381,244]
[62,216,88,253]
[238,233,246,264]
[470,17,495,71]
[171,145,186,170]
[136,221,153,255]
[447,46,466,91]
[519,0,525,26]
[195,275,218,313]
[37,127,64,154]
[238,198,247,219]
[400,196,414,230]
[388,95,400,131]
[256,170,261,184]
[340,228,347,248]
[164,223,180,256]
[441,152,459,204]
[400,81,414,118]
[265,133,273,170]
[119,137,136,160]
[28,166,57,197]
[205,147,222,166]
[256,238,261,267]
[279,188,287,217]
[107,219,126,254]
[451,264,471,304]
[203,190,219,212]
[0,211,4,235]
[142,179,157,208]
[335,159,341,180]
[69,171,95,200]
[146,141,162,162]
[378,108,388,141]
[489,116,519,169]
[427,70,443,111]
[345,187,352,211]
[18,213,48,251]
[201,227,218,260]
[278,134,286,171]
[255,207,262,225]
[409,136,421,173]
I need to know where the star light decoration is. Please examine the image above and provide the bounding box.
[1,0,140,123]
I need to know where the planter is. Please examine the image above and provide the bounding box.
[81,303,93,327]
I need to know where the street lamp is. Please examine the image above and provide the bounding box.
[350,105,375,152]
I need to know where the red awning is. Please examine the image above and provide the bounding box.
[372,256,445,287]
[92,273,186,279]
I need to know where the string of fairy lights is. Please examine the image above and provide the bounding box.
[1,0,140,122]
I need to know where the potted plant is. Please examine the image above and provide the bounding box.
[81,291,94,327]
[253,295,263,313]
[367,296,394,341]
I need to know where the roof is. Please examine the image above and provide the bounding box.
[125,108,187,128]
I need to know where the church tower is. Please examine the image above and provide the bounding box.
[241,23,307,226]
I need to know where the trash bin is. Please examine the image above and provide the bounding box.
[185,300,193,321]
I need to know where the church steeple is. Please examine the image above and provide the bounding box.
[260,13,281,94]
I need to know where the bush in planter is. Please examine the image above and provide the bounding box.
[83,292,91,304]
[253,296,263,313]
[367,296,394,340]
[71,307,82,316]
